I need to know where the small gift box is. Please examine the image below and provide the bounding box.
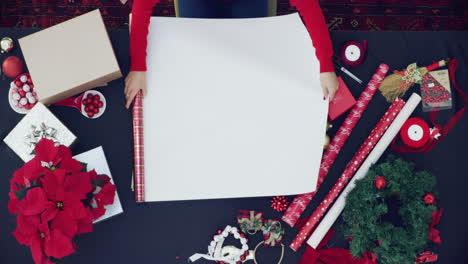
[421,69,452,112]
[18,9,122,104]
[73,146,123,223]
[328,77,357,121]
[3,102,77,162]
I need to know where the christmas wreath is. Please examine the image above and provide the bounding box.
[342,157,441,264]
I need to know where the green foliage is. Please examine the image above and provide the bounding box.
[342,156,438,264]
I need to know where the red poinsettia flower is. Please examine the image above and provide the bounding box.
[31,139,84,173]
[39,169,93,237]
[91,181,116,220]
[12,214,74,264]
[16,187,51,216]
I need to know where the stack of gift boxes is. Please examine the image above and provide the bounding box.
[2,9,123,222]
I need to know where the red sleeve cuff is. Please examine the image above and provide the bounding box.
[130,63,147,72]
[319,57,335,73]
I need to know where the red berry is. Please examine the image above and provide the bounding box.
[86,98,93,105]
[87,112,95,118]
[93,99,99,106]
[19,91,26,97]
[93,108,99,114]
[82,100,87,105]
[85,106,90,112]
[87,94,93,99]
[89,105,95,110]
[98,101,103,108]
[94,94,100,100]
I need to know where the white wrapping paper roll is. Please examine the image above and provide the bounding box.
[307,93,421,249]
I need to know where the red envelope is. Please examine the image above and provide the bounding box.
[328,77,356,121]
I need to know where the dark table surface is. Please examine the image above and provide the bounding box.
[0,28,467,264]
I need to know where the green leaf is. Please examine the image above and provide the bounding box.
[80,162,88,172]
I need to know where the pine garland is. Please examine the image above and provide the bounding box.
[342,156,438,264]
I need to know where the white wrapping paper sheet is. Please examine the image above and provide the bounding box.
[307,93,421,248]
[144,14,328,201]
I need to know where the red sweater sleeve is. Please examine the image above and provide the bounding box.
[130,0,160,71]
[289,0,334,73]
[130,0,334,73]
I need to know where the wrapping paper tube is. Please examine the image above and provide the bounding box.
[282,64,389,227]
[133,91,145,202]
[306,93,421,249]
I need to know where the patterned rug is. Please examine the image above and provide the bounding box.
[0,0,467,30]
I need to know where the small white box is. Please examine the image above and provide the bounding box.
[73,146,123,223]
[3,102,77,162]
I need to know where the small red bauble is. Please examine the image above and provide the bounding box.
[2,56,23,78]
[15,80,22,87]
[93,99,99,106]
[270,196,289,212]
[374,176,387,190]
[424,193,435,205]
[19,90,25,97]
[98,101,103,108]
[94,94,100,100]
[87,112,95,118]
[89,105,95,110]
[93,108,99,114]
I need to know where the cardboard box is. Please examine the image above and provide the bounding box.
[19,9,122,105]
[3,103,77,162]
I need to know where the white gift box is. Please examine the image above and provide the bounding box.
[3,102,77,162]
[73,146,123,223]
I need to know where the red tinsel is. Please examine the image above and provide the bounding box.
[270,196,289,212]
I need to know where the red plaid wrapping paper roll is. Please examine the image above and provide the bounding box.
[133,91,145,202]
[282,64,390,227]
[290,98,406,251]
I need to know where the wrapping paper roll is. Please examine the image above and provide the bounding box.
[306,93,421,249]
[282,64,390,227]
[133,91,145,202]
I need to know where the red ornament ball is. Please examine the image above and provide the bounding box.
[270,196,289,212]
[374,176,387,190]
[424,193,435,205]
[2,56,23,78]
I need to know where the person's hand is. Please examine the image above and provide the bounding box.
[320,71,339,101]
[125,71,147,109]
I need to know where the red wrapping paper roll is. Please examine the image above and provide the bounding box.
[290,98,406,251]
[133,91,145,202]
[282,64,389,227]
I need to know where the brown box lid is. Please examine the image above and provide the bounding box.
[19,9,122,105]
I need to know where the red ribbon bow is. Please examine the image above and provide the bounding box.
[298,230,378,264]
